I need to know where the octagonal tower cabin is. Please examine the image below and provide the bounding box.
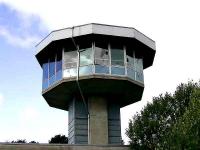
[35,23,156,145]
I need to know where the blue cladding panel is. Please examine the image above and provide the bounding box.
[79,65,93,76]
[111,67,125,75]
[42,63,49,90]
[127,68,135,80]
[42,79,48,90]
[136,71,144,82]
[55,70,62,82]
[56,60,62,72]
[49,61,55,77]
[49,75,55,86]
[42,63,48,80]
[95,65,109,74]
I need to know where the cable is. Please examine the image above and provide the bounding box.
[71,26,89,115]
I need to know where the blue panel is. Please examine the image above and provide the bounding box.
[49,61,55,78]
[42,63,49,90]
[42,79,48,90]
[55,70,62,82]
[127,68,135,80]
[49,75,55,86]
[136,71,144,82]
[42,63,48,80]
[56,60,62,72]
[111,66,125,75]
[95,65,109,74]
[79,65,93,76]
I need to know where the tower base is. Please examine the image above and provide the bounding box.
[68,96,122,144]
[0,144,129,150]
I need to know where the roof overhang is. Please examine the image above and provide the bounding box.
[35,23,156,69]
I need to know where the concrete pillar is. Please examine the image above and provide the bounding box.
[88,97,108,144]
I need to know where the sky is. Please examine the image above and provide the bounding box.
[0,0,200,143]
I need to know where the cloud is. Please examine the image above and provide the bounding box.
[0,3,47,48]
[0,25,40,48]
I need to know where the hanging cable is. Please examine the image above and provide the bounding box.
[71,26,89,115]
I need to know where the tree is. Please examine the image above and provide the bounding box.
[126,81,200,149]
[161,88,200,149]
[11,139,27,143]
[29,141,39,144]
[49,134,68,144]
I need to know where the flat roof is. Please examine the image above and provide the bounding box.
[36,23,156,55]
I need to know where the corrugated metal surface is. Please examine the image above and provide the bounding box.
[108,103,121,144]
[68,98,88,144]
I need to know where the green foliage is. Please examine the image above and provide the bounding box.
[161,88,200,149]
[126,81,200,150]
[49,134,68,144]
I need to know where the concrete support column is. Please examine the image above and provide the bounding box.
[88,96,108,144]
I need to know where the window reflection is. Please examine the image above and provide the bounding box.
[56,51,62,81]
[63,50,77,78]
[79,65,93,75]
[79,48,93,76]
[42,63,48,90]
[111,49,124,66]
[42,43,145,91]
[80,48,93,66]
[111,48,125,75]
[94,46,109,74]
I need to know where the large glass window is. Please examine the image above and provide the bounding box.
[49,55,56,86]
[127,55,135,80]
[42,62,49,90]
[94,46,109,74]
[80,48,93,66]
[111,49,124,66]
[79,48,93,75]
[111,48,125,75]
[135,58,144,82]
[56,51,62,81]
[63,50,77,78]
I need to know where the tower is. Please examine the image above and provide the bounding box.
[35,23,156,145]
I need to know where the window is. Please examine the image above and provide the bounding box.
[56,51,62,81]
[80,48,93,66]
[79,48,93,75]
[63,51,77,69]
[49,55,56,86]
[42,62,49,90]
[135,58,143,82]
[111,48,125,75]
[111,48,124,66]
[94,46,109,74]
[127,55,135,80]
[63,50,77,78]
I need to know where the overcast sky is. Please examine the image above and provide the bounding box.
[0,0,200,143]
